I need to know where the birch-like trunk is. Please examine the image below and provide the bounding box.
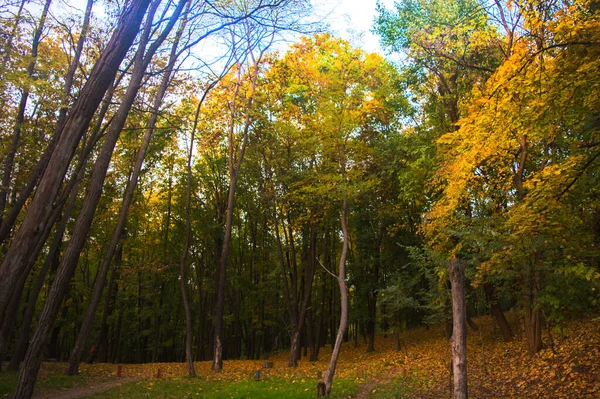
[448,258,468,399]
[321,198,349,396]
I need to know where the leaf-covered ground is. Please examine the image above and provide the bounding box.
[365,314,600,398]
[2,314,599,398]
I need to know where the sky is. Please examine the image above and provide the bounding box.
[315,0,396,54]
[56,0,397,56]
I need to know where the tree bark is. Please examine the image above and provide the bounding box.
[288,223,316,366]
[8,178,80,371]
[448,258,468,399]
[90,246,121,364]
[0,159,90,370]
[483,283,512,342]
[0,81,113,361]
[524,268,542,355]
[321,198,349,396]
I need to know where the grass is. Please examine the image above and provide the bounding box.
[0,366,87,397]
[366,375,426,399]
[89,376,358,398]
[0,362,115,398]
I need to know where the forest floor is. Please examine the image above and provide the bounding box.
[1,313,599,398]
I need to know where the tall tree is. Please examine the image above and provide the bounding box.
[0,0,152,330]
[65,0,191,375]
[212,25,273,371]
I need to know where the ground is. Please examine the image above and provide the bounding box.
[1,314,599,398]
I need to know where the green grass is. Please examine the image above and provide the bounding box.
[366,376,422,399]
[91,376,358,398]
[0,367,87,398]
[0,370,18,398]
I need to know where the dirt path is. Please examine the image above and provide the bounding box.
[353,367,403,399]
[33,377,140,399]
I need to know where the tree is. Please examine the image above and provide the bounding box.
[0,0,151,333]
[425,0,600,354]
[65,0,192,375]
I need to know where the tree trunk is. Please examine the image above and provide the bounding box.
[0,0,152,331]
[448,258,468,399]
[179,11,201,372]
[524,304,542,355]
[367,296,376,352]
[311,281,326,361]
[10,1,158,396]
[213,43,267,371]
[0,82,111,360]
[109,303,124,364]
[321,198,349,396]
[288,223,316,367]
[0,0,26,71]
[91,246,121,364]
[483,283,512,342]
[0,0,93,246]
[523,268,542,355]
[0,0,51,220]
[269,199,298,365]
[46,291,68,361]
[8,180,80,371]
[366,226,383,353]
[0,167,86,370]
[66,6,187,374]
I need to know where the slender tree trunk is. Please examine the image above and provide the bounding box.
[213,174,235,370]
[321,198,349,396]
[288,223,316,367]
[110,303,123,364]
[213,43,268,371]
[0,0,26,71]
[179,19,206,373]
[307,301,315,359]
[0,276,23,370]
[8,178,80,371]
[90,246,121,364]
[0,0,152,331]
[0,82,112,360]
[313,280,326,358]
[448,258,468,399]
[10,2,171,397]
[483,283,512,342]
[523,268,542,355]
[0,165,87,370]
[66,7,187,374]
[0,0,52,220]
[395,313,401,351]
[46,289,68,361]
[0,0,93,246]
[367,295,376,352]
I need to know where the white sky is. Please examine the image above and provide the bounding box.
[315,0,396,54]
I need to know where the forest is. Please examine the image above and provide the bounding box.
[0,0,599,398]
